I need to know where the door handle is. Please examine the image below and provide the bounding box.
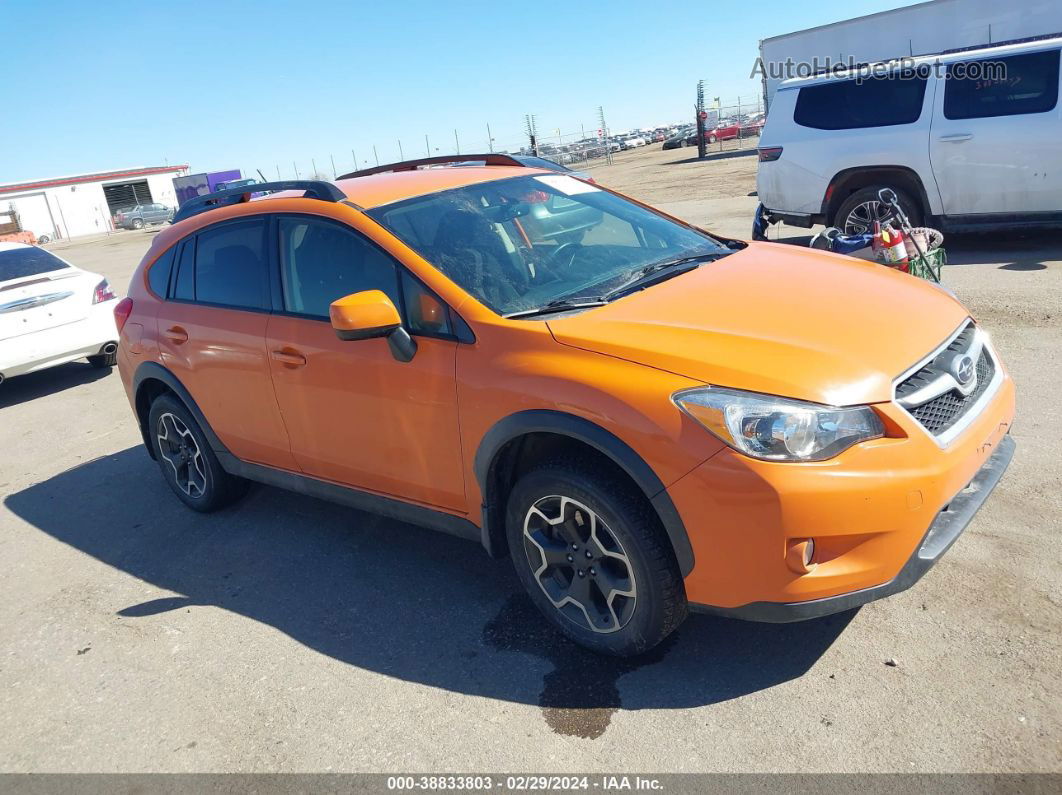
[271,349,307,367]
[938,133,973,142]
[163,326,188,344]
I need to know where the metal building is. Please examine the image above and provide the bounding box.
[0,165,189,242]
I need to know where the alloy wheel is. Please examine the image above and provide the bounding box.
[522,495,637,634]
[156,412,207,498]
[843,200,896,235]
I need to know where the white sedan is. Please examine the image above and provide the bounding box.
[0,243,120,385]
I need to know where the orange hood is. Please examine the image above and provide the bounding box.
[546,243,969,406]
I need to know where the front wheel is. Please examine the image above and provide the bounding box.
[834,185,922,236]
[505,461,687,656]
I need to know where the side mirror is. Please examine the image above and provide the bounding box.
[329,290,417,362]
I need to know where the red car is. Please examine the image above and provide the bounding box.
[707,120,740,143]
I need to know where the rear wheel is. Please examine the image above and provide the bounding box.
[834,185,922,235]
[147,394,248,512]
[505,460,687,656]
[132,218,144,230]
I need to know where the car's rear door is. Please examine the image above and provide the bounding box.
[929,47,1061,215]
[155,217,298,470]
[264,214,466,511]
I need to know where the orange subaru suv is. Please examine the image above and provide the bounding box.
[116,155,1015,656]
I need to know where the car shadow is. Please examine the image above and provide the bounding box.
[5,447,854,738]
[0,362,112,409]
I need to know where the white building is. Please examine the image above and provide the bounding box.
[0,165,189,242]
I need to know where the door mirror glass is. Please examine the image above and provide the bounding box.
[329,290,402,341]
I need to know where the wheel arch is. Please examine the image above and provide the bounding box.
[132,361,228,461]
[822,166,934,227]
[473,409,695,576]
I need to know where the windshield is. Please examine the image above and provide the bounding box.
[0,247,70,283]
[368,174,729,316]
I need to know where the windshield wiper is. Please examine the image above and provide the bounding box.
[503,297,608,319]
[603,252,727,301]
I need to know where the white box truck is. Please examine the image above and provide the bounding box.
[758,0,1062,110]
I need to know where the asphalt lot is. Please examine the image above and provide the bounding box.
[1,147,1060,773]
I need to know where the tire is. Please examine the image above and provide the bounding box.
[37,234,51,244]
[708,134,717,144]
[679,139,686,148]
[834,185,922,236]
[147,393,248,512]
[132,218,144,230]
[505,459,687,657]
[87,350,117,368]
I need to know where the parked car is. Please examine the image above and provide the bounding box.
[706,119,741,143]
[0,243,119,384]
[115,203,174,230]
[661,129,694,150]
[740,112,766,137]
[755,37,1062,236]
[116,159,1015,657]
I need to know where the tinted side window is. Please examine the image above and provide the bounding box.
[794,74,928,130]
[944,50,1060,120]
[279,217,400,317]
[147,246,175,298]
[172,239,195,301]
[194,220,269,310]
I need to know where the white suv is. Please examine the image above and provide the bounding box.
[755,37,1062,237]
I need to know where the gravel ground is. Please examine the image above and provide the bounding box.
[0,148,1059,773]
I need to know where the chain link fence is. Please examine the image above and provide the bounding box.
[273,96,768,179]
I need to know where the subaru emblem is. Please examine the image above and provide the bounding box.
[952,354,975,386]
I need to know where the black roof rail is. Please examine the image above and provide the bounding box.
[338,153,528,180]
[171,180,346,224]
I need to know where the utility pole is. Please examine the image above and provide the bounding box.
[525,114,538,156]
[695,80,707,159]
[398,139,404,160]
[486,122,493,152]
[454,129,460,155]
[373,145,379,166]
[597,106,612,165]
[425,134,430,156]
[351,149,359,171]
[293,161,300,179]
[311,158,317,177]
[330,154,337,177]
[276,164,281,180]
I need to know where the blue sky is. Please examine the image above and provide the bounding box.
[1,0,909,182]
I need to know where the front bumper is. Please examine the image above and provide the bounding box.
[690,434,1015,622]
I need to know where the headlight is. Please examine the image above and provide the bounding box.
[673,386,884,462]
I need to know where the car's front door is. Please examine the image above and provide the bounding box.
[264,215,466,512]
[929,48,1062,215]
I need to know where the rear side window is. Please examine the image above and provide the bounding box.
[194,220,270,310]
[944,50,1060,120]
[794,74,928,130]
[147,246,175,297]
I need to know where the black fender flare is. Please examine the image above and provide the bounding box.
[473,409,695,577]
[132,361,230,460]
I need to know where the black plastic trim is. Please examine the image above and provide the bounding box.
[216,452,480,543]
[473,409,695,576]
[691,434,1015,623]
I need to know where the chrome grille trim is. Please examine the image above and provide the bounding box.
[893,319,1003,448]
